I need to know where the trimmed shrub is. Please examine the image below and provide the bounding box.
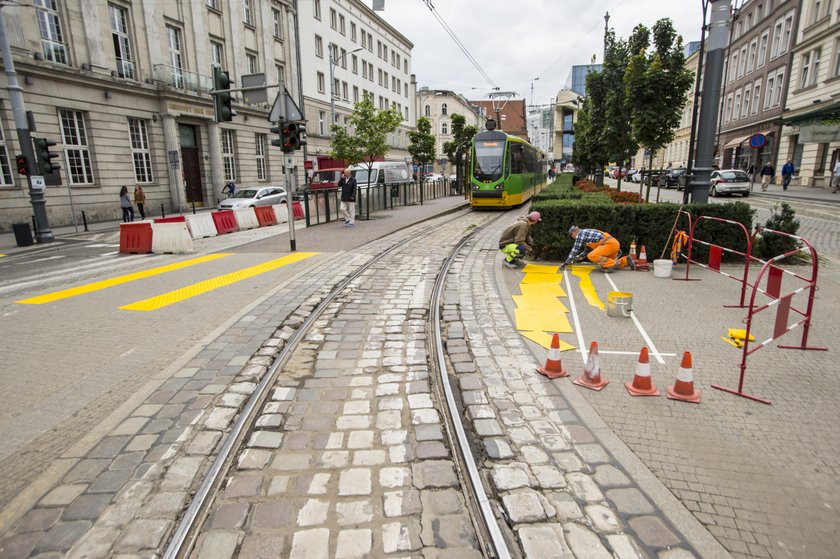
[753,202,802,261]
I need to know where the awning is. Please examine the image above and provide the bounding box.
[722,134,751,149]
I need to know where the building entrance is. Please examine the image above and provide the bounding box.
[178,124,204,207]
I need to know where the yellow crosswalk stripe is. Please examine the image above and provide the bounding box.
[15,253,234,305]
[120,252,319,312]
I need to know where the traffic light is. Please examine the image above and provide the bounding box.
[15,154,28,175]
[282,121,302,152]
[270,124,283,149]
[33,137,61,175]
[212,66,233,122]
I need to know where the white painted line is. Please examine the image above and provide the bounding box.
[563,268,589,362]
[600,350,677,357]
[100,251,119,257]
[605,274,667,365]
[21,255,66,265]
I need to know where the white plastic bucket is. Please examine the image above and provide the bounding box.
[653,259,673,278]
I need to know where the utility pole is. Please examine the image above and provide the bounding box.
[689,0,729,204]
[683,1,710,204]
[0,6,54,242]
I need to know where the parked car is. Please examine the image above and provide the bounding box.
[709,169,751,197]
[218,186,287,210]
[422,173,444,182]
[625,169,638,182]
[660,168,686,189]
[449,173,457,181]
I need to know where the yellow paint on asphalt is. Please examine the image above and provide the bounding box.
[512,295,568,313]
[120,252,318,312]
[519,283,566,298]
[520,330,576,351]
[521,264,560,274]
[570,265,604,311]
[515,308,573,333]
[15,253,233,305]
[512,265,575,350]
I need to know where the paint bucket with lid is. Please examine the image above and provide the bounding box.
[607,291,633,318]
[653,259,673,278]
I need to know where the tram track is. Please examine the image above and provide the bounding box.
[162,210,513,558]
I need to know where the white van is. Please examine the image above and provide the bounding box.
[349,161,411,187]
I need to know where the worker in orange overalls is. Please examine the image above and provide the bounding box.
[561,225,635,272]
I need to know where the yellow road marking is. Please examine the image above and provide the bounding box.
[15,253,233,305]
[570,265,604,311]
[120,252,318,312]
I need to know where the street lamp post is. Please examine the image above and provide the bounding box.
[329,43,363,131]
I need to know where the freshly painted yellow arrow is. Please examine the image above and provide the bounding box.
[570,265,604,311]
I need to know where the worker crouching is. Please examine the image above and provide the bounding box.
[498,211,541,269]
[561,225,635,272]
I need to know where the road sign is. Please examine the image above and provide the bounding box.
[31,176,45,190]
[749,134,766,148]
[241,73,267,105]
[268,87,304,123]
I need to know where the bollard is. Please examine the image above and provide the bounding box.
[31,215,37,235]
[161,204,166,219]
[191,199,196,214]
[82,210,88,231]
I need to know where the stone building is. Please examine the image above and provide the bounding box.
[470,98,528,141]
[416,88,484,174]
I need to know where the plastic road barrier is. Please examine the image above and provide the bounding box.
[185,214,218,239]
[254,206,276,227]
[119,222,153,254]
[211,210,238,235]
[272,204,288,224]
[151,221,194,254]
[233,207,259,230]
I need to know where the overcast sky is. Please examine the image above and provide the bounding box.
[373,0,707,108]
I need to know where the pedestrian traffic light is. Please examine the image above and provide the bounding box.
[281,121,302,152]
[212,66,233,122]
[33,137,61,175]
[15,154,28,175]
[270,124,283,149]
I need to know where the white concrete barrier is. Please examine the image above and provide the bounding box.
[272,203,289,224]
[151,222,194,254]
[234,207,259,230]
[185,213,218,239]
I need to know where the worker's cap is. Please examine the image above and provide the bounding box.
[527,211,541,222]
[568,225,580,235]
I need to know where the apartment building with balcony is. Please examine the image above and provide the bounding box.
[717,0,802,172]
[298,0,415,172]
[0,0,305,230]
[416,88,484,174]
[777,0,840,188]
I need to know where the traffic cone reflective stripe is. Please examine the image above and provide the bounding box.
[625,347,660,396]
[636,245,650,271]
[573,341,609,391]
[667,351,701,403]
[537,333,569,379]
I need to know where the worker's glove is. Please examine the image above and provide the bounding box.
[560,262,568,271]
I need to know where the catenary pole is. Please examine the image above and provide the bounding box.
[689,0,730,204]
[0,5,54,242]
[683,0,710,204]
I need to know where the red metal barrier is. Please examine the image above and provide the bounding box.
[119,222,153,254]
[711,227,827,404]
[292,201,304,220]
[671,209,700,282]
[154,216,186,224]
[254,206,276,227]
[211,210,238,234]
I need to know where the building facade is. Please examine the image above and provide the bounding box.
[551,90,583,166]
[298,0,415,173]
[717,0,802,172]
[0,0,309,231]
[470,98,528,140]
[565,64,602,97]
[776,0,840,188]
[416,88,484,174]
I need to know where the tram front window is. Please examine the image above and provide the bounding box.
[474,141,504,181]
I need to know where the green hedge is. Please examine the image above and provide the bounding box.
[530,200,756,263]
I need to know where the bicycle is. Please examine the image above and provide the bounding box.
[221,182,236,198]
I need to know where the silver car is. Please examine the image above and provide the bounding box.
[218,186,287,210]
[710,170,751,197]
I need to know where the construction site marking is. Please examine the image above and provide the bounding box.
[570,265,604,310]
[120,252,318,312]
[514,263,575,351]
[15,253,233,305]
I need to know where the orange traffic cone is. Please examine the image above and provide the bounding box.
[636,245,650,271]
[573,342,609,391]
[536,333,569,379]
[625,347,660,396]
[667,351,701,403]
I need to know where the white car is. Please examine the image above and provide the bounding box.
[423,173,444,182]
[449,173,457,181]
[710,169,751,197]
[219,186,287,210]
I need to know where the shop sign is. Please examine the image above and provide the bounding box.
[165,101,215,119]
[799,124,840,143]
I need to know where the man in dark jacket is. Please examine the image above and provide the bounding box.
[498,211,541,269]
[338,168,357,227]
[760,162,775,191]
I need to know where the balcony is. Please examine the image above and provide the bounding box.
[153,64,212,94]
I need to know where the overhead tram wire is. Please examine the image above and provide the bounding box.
[419,0,497,90]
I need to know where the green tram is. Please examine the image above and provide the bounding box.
[470,129,546,208]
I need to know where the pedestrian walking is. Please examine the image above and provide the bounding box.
[561,225,636,273]
[548,167,555,182]
[498,211,541,269]
[119,186,134,222]
[781,160,794,191]
[134,186,146,219]
[760,162,774,191]
[832,159,840,193]
[338,168,357,227]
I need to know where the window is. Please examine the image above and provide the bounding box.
[60,110,94,185]
[314,0,321,20]
[243,0,252,25]
[210,41,224,67]
[222,130,236,182]
[424,105,430,116]
[255,133,267,180]
[751,79,762,114]
[340,48,347,69]
[353,86,359,103]
[442,122,448,134]
[35,0,68,64]
[724,93,734,122]
[441,103,448,116]
[810,48,821,86]
[812,0,822,23]
[834,38,840,77]
[757,30,769,68]
[738,45,747,78]
[315,35,323,58]
[109,5,134,79]
[317,71,325,93]
[361,30,366,49]
[764,72,775,108]
[351,23,357,42]
[272,9,282,39]
[318,111,325,135]
[800,52,812,88]
[246,52,257,74]
[361,61,367,79]
[342,82,348,101]
[733,90,742,120]
[128,118,153,183]
[330,8,336,29]
[276,64,285,85]
[367,33,373,52]
[771,11,794,58]
[206,0,219,9]
[167,26,183,88]
[339,15,345,35]
[742,84,751,117]
[772,68,785,107]
[352,54,358,73]
[747,39,757,73]
[0,126,13,186]
[771,20,783,58]
[729,52,738,83]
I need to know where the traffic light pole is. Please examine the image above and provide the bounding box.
[0,7,53,243]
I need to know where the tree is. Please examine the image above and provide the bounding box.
[573,68,608,177]
[626,19,694,201]
[601,30,640,192]
[442,114,478,190]
[331,93,403,179]
[408,117,436,181]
